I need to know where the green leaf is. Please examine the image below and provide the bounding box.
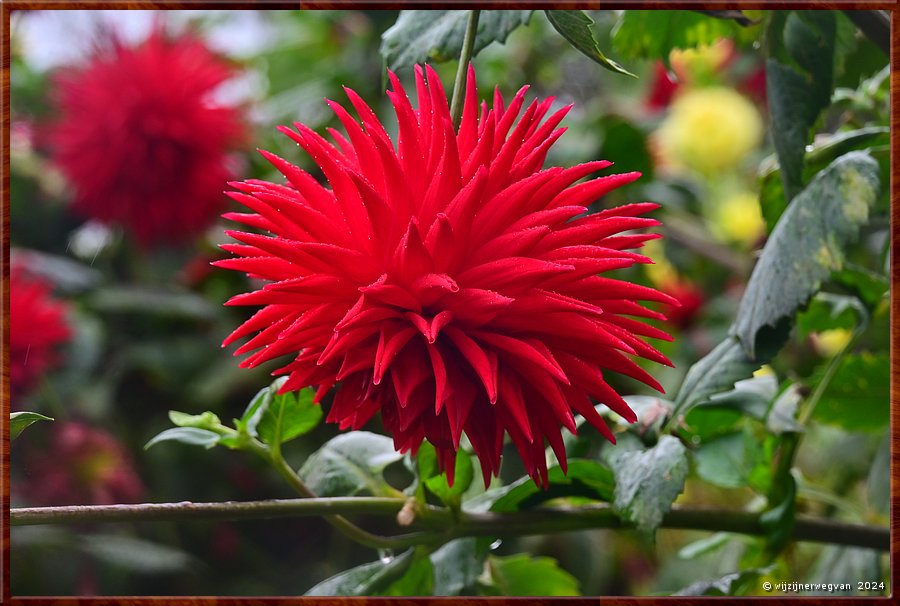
[80,534,195,574]
[257,386,322,448]
[381,548,434,596]
[168,410,221,430]
[431,539,483,596]
[683,406,744,442]
[694,432,748,489]
[237,382,274,438]
[144,427,221,451]
[299,431,405,497]
[88,286,217,321]
[674,569,765,596]
[10,411,53,440]
[673,338,752,421]
[706,374,778,420]
[810,352,889,432]
[305,549,415,596]
[832,265,889,308]
[693,427,775,493]
[759,127,889,230]
[766,385,804,435]
[677,532,732,560]
[490,459,615,514]
[765,11,836,201]
[237,377,322,447]
[417,442,474,509]
[381,10,533,73]
[608,436,688,533]
[485,553,580,596]
[732,151,880,358]
[11,249,102,294]
[545,11,635,77]
[612,10,741,62]
[672,327,789,424]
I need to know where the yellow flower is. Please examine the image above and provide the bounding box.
[655,86,763,174]
[712,190,765,245]
[811,329,853,357]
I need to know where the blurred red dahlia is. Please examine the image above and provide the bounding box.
[49,28,246,247]
[10,264,72,402]
[645,63,678,112]
[17,422,144,506]
[219,66,675,486]
[659,277,705,329]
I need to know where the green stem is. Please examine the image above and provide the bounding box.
[244,438,442,550]
[10,497,412,526]
[449,10,481,128]
[798,326,864,426]
[770,322,866,510]
[11,501,888,551]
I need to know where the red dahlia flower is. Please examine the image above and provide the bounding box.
[219,66,675,486]
[10,264,72,402]
[49,28,246,248]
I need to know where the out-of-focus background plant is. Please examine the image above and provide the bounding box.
[9,9,890,597]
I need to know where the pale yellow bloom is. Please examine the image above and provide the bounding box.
[712,190,766,245]
[655,87,763,174]
[811,329,853,357]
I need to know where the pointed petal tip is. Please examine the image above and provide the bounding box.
[621,407,638,424]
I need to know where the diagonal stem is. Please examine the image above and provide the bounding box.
[842,10,889,55]
[242,436,442,550]
[449,10,481,128]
